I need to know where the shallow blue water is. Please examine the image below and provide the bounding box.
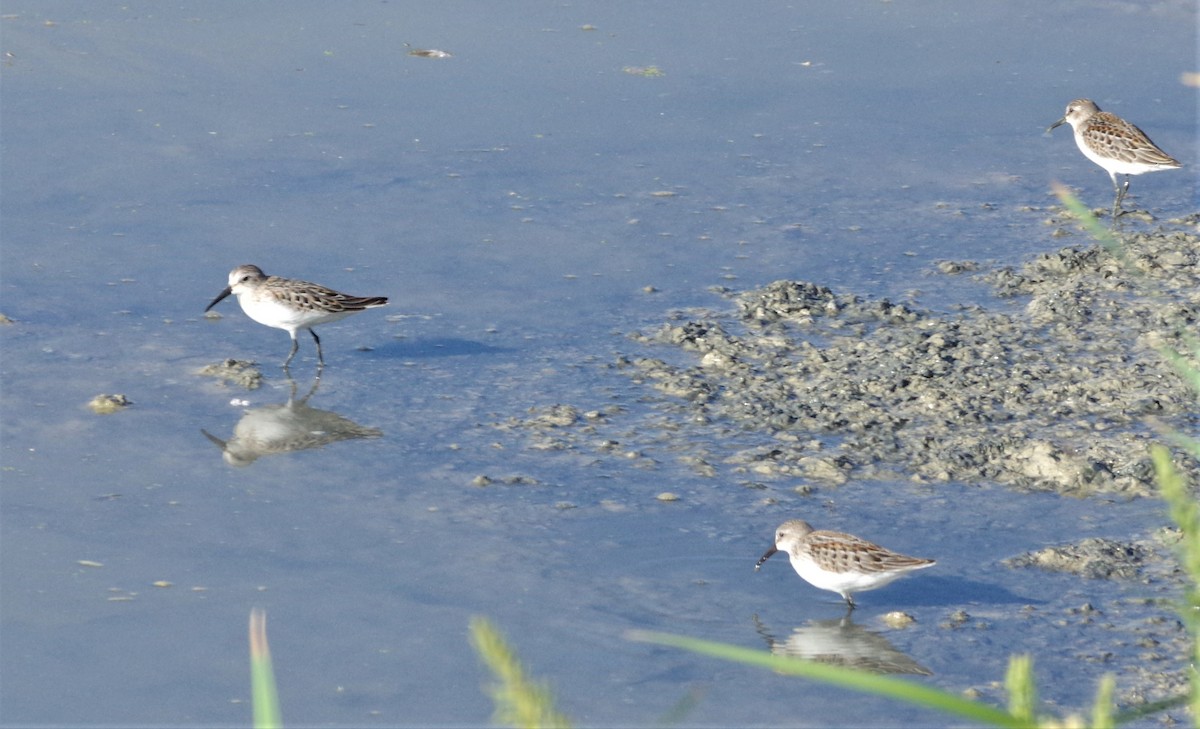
[2,2,1195,725]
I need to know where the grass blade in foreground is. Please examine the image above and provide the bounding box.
[1091,675,1116,729]
[250,608,282,729]
[469,616,572,729]
[1150,446,1200,727]
[627,630,1026,728]
[1050,181,1119,251]
[1004,654,1036,724]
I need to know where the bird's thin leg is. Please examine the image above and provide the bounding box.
[1108,173,1123,217]
[283,337,299,368]
[845,594,857,611]
[1109,173,1134,216]
[310,329,324,366]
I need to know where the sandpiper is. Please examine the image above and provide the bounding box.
[205,265,388,367]
[755,519,935,609]
[1048,98,1181,214]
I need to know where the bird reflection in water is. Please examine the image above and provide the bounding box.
[752,613,931,676]
[202,375,383,466]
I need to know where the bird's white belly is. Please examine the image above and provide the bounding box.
[791,554,902,593]
[238,296,350,333]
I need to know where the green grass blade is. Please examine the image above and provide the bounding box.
[1152,445,1200,624]
[1050,182,1119,252]
[469,616,572,729]
[1151,445,1200,727]
[249,608,282,729]
[1090,674,1115,729]
[1003,654,1036,724]
[1160,430,1200,463]
[627,630,1026,728]
[1159,346,1200,397]
[1111,692,1192,725]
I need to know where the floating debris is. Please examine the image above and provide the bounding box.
[408,47,453,59]
[87,394,130,414]
[197,359,263,390]
[623,65,664,77]
[656,492,680,502]
[77,560,104,568]
[507,404,580,428]
[882,612,917,629]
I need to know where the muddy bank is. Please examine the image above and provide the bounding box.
[1004,528,1183,580]
[623,216,1200,498]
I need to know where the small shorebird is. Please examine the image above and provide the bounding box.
[756,519,935,609]
[205,264,388,367]
[1048,98,1181,215]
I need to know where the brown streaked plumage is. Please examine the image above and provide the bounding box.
[205,264,387,367]
[1048,98,1181,214]
[756,519,935,609]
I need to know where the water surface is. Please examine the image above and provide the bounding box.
[2,2,1195,725]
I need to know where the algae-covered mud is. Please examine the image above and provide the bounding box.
[623,216,1200,499]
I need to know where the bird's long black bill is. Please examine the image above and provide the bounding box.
[754,545,778,571]
[200,429,226,448]
[205,286,233,312]
[1046,118,1065,134]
